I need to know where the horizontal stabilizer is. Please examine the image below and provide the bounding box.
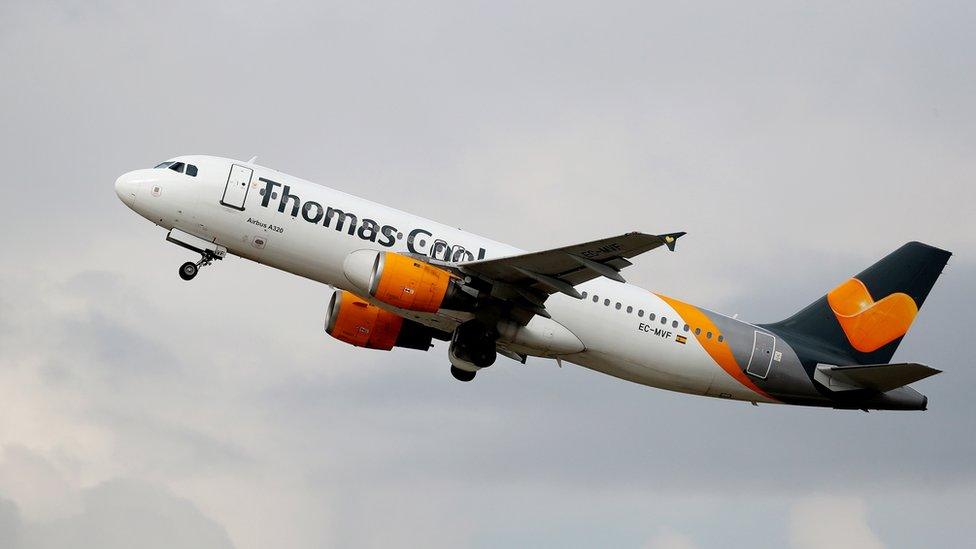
[814,362,941,392]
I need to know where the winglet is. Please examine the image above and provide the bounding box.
[661,232,686,252]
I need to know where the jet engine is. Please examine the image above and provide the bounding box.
[342,250,474,313]
[324,290,434,351]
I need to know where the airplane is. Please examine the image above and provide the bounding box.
[114,155,951,411]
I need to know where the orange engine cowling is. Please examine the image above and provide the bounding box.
[324,290,403,350]
[324,290,436,351]
[343,250,472,313]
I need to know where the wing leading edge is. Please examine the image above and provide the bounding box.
[458,232,684,309]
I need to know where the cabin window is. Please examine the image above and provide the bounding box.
[718,335,725,342]
[626,306,633,314]
[695,327,701,335]
[604,299,610,306]
[592,295,599,303]
[660,316,667,324]
[706,331,713,339]
[638,309,644,317]
[672,320,679,328]
[648,313,656,321]
[615,302,621,310]
[683,324,690,332]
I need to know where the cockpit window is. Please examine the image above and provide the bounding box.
[154,160,197,176]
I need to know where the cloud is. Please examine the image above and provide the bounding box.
[0,447,232,549]
[789,496,884,549]
[645,530,700,549]
[0,446,80,523]
[0,496,23,549]
[0,1,974,547]
[1,228,974,548]
[25,479,234,549]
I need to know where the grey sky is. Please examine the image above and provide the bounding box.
[0,1,974,547]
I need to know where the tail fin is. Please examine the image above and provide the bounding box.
[764,242,951,364]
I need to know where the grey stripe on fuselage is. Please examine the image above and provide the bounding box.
[701,310,828,405]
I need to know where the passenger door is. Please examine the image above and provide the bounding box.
[221,164,253,210]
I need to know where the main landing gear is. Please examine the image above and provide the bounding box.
[178,251,217,281]
[450,366,477,382]
[448,320,498,382]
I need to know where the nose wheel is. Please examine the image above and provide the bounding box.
[179,262,198,280]
[178,252,217,281]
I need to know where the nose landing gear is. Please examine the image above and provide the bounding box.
[165,229,227,282]
[178,251,218,281]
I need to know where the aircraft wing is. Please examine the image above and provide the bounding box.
[457,231,684,317]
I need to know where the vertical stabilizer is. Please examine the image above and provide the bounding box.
[763,242,951,364]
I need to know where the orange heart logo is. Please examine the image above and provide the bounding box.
[827,278,918,353]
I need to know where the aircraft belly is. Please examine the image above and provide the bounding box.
[566,351,715,396]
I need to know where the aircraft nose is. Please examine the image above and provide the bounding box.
[115,172,138,207]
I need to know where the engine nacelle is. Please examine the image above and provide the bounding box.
[324,290,433,351]
[343,250,473,313]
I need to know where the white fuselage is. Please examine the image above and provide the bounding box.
[115,155,775,403]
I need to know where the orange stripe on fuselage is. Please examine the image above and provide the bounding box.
[656,294,775,402]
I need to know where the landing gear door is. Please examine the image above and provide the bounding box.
[221,164,253,210]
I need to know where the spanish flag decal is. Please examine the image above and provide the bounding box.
[657,294,775,401]
[675,335,687,344]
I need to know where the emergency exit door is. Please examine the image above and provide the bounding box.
[221,164,253,210]
[746,331,776,379]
